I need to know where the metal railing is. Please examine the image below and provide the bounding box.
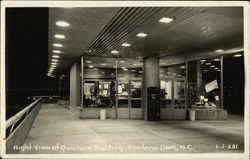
[6,98,41,135]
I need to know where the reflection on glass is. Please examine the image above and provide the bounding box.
[174,81,185,109]
[188,57,221,109]
[131,81,141,98]
[118,81,129,108]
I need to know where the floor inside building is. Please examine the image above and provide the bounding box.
[20,104,244,154]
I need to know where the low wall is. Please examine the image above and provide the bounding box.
[189,109,228,120]
[6,102,41,154]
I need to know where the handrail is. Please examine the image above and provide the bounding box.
[6,98,42,131]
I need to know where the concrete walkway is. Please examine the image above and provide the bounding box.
[20,104,244,154]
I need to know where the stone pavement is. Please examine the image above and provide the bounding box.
[20,104,244,154]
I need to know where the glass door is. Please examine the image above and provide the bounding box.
[130,80,142,119]
[160,79,173,119]
[117,80,129,118]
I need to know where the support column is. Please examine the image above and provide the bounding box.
[143,56,160,120]
[70,62,81,107]
[197,60,202,96]
[81,56,84,108]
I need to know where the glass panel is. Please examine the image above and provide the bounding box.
[83,58,116,108]
[131,99,141,108]
[118,81,129,108]
[131,81,141,98]
[174,80,185,109]
[160,80,172,109]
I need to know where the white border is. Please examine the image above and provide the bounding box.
[1,1,249,159]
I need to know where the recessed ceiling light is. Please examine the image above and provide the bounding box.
[200,59,206,63]
[120,61,125,63]
[173,73,177,76]
[177,75,181,77]
[233,54,242,57]
[53,43,63,47]
[210,65,215,68]
[56,21,70,27]
[51,59,58,62]
[205,62,211,65]
[52,50,62,54]
[86,61,92,63]
[51,62,58,65]
[139,71,143,73]
[52,55,60,58]
[214,68,219,70]
[111,50,119,54]
[159,17,174,23]
[215,49,224,53]
[203,70,208,72]
[54,34,66,39]
[217,70,221,71]
[101,63,106,66]
[113,66,117,68]
[89,65,94,68]
[132,64,138,66]
[131,70,136,72]
[137,33,148,37]
[214,58,220,61]
[121,43,131,47]
[180,66,186,69]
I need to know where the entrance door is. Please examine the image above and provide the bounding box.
[130,80,142,119]
[160,79,186,120]
[117,80,129,118]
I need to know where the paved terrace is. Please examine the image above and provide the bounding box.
[20,104,244,154]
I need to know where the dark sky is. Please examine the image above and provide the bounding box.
[6,8,58,89]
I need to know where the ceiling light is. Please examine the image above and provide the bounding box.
[113,66,117,68]
[139,71,143,73]
[51,62,58,65]
[56,21,70,27]
[203,70,208,72]
[53,43,63,47]
[121,43,131,47]
[101,63,106,66]
[52,50,62,54]
[180,66,186,69]
[111,50,119,54]
[131,70,136,72]
[210,65,215,68]
[215,49,224,53]
[132,64,138,66]
[51,59,58,62]
[233,54,242,57]
[173,73,177,76]
[217,70,221,71]
[177,75,181,77]
[214,68,219,70]
[159,17,174,23]
[52,55,60,58]
[214,58,220,61]
[120,61,125,63]
[89,65,94,68]
[137,33,148,37]
[200,59,206,63]
[205,62,211,65]
[86,61,92,63]
[54,34,65,39]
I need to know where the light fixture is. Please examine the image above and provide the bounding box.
[89,65,94,68]
[214,58,220,61]
[52,50,62,54]
[54,34,66,39]
[139,71,143,73]
[159,17,174,23]
[120,61,125,63]
[233,54,242,57]
[137,33,148,37]
[215,49,224,53]
[205,62,211,65]
[214,68,219,70]
[51,62,58,65]
[111,50,119,54]
[53,43,63,47]
[56,21,70,27]
[210,65,215,68]
[200,59,206,63]
[52,55,60,58]
[121,43,131,47]
[86,61,92,63]
[177,75,181,77]
[101,63,106,66]
[180,66,186,69]
[173,73,177,76]
[51,64,56,67]
[51,59,58,62]
[132,64,138,66]
[203,70,208,72]
[217,70,221,72]
[131,70,136,72]
[113,66,117,68]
